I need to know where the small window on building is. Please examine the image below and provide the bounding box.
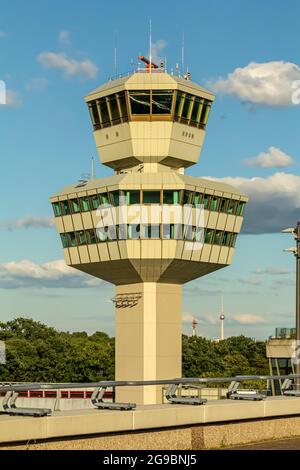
[70,198,80,214]
[128,224,140,239]
[118,224,127,239]
[220,198,228,213]
[89,195,100,211]
[67,232,77,247]
[174,91,185,122]
[223,232,232,246]
[86,229,97,244]
[52,202,62,217]
[96,227,108,242]
[110,191,119,207]
[128,190,140,205]
[107,95,121,125]
[99,192,110,206]
[190,97,203,127]
[213,230,223,245]
[77,230,87,245]
[141,224,160,239]
[202,194,211,210]
[98,97,110,127]
[129,91,150,114]
[181,93,193,123]
[61,200,70,216]
[227,200,236,215]
[60,233,69,248]
[88,101,101,130]
[143,191,160,204]
[236,202,245,216]
[230,233,238,247]
[80,197,90,212]
[117,91,128,121]
[210,196,220,212]
[152,90,173,114]
[183,190,194,205]
[193,193,203,207]
[204,229,214,244]
[163,190,181,204]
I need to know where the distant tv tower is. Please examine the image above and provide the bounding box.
[192,318,198,337]
[219,295,225,341]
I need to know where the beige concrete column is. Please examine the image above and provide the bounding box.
[115,282,182,405]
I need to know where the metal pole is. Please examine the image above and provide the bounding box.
[296,222,300,389]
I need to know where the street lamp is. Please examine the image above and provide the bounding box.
[282,222,300,387]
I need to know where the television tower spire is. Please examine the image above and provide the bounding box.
[219,294,225,341]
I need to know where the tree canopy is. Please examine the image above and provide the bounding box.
[0,318,268,383]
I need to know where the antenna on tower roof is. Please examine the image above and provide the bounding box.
[113,31,118,79]
[149,19,152,74]
[181,31,185,77]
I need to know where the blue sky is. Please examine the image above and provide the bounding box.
[1,0,300,339]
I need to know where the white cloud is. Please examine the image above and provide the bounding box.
[26,77,49,92]
[0,259,102,289]
[0,215,54,231]
[233,314,265,324]
[239,277,262,286]
[206,172,300,234]
[244,146,294,168]
[151,39,167,65]
[255,267,292,275]
[209,61,300,106]
[37,51,98,79]
[0,89,22,107]
[58,30,71,46]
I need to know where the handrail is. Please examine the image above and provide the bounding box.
[0,374,299,393]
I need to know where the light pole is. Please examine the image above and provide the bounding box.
[282,222,300,387]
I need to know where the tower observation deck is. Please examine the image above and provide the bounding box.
[50,63,248,405]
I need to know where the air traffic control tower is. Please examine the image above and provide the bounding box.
[50,58,248,405]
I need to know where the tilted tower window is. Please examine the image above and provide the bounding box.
[174,91,212,129]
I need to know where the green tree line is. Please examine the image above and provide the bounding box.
[0,318,269,382]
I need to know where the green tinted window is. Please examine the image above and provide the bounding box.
[128,191,140,205]
[163,190,180,204]
[68,232,77,247]
[181,94,193,122]
[89,195,99,210]
[174,91,184,121]
[230,233,238,247]
[52,202,62,217]
[143,191,160,204]
[61,200,70,215]
[77,230,87,245]
[227,200,236,215]
[60,233,69,248]
[86,229,97,244]
[205,229,214,244]
[110,191,119,207]
[190,97,203,125]
[214,230,223,245]
[183,191,194,205]
[236,202,245,216]
[193,193,203,206]
[210,196,219,212]
[223,232,232,246]
[99,193,110,206]
[202,194,211,210]
[70,198,80,214]
[80,197,90,212]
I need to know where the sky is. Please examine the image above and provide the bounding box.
[1,0,300,339]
